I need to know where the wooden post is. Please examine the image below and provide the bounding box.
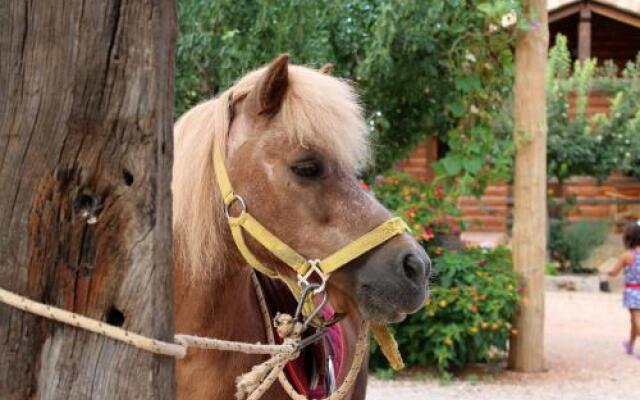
[0,1,177,399]
[578,2,592,60]
[507,0,548,372]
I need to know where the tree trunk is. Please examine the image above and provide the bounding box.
[508,0,549,372]
[0,1,176,399]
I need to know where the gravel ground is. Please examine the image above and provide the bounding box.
[368,291,640,400]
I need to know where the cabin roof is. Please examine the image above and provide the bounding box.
[547,0,640,64]
[549,0,640,26]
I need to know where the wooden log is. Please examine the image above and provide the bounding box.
[508,0,548,372]
[0,1,176,399]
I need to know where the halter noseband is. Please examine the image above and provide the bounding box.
[213,144,409,300]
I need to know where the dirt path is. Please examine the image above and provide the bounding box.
[368,291,640,399]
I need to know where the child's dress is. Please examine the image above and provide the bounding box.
[624,250,640,309]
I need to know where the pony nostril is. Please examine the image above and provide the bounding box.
[402,253,425,282]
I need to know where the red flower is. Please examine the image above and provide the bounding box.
[359,180,370,191]
[421,227,435,241]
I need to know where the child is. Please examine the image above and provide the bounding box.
[608,220,640,356]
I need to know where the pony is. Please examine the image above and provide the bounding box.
[172,54,430,400]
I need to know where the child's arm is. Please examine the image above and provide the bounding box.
[608,251,634,277]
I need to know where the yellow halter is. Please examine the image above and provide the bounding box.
[213,144,408,293]
[213,143,408,370]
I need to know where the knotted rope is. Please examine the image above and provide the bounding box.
[235,313,304,400]
[249,273,370,400]
[236,315,370,400]
[0,271,371,400]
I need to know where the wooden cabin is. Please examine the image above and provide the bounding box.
[549,0,640,66]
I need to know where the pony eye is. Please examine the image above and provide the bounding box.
[290,159,324,179]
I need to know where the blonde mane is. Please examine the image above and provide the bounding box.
[172,64,370,280]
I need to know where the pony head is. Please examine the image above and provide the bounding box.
[173,54,430,323]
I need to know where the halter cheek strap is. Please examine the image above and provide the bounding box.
[213,144,409,289]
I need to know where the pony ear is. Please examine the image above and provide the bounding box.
[319,63,334,75]
[248,53,290,117]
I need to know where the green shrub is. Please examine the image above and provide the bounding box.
[370,246,520,374]
[545,262,559,276]
[548,219,609,273]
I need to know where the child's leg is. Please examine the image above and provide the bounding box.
[631,310,640,347]
[624,310,637,354]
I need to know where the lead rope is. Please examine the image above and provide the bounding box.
[0,286,294,358]
[0,278,367,400]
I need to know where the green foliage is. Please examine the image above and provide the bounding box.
[177,0,523,190]
[370,246,520,374]
[591,56,640,179]
[372,172,461,245]
[548,219,609,273]
[545,262,559,276]
[546,35,640,182]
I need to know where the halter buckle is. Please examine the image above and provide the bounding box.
[297,259,328,295]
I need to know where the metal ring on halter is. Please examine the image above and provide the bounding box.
[302,290,329,330]
[294,284,319,322]
[297,259,329,295]
[224,194,246,218]
[293,283,330,330]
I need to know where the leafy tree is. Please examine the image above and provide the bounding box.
[176,0,523,188]
[591,54,640,179]
[545,35,640,183]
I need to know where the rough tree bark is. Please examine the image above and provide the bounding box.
[0,1,176,399]
[508,0,548,372]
